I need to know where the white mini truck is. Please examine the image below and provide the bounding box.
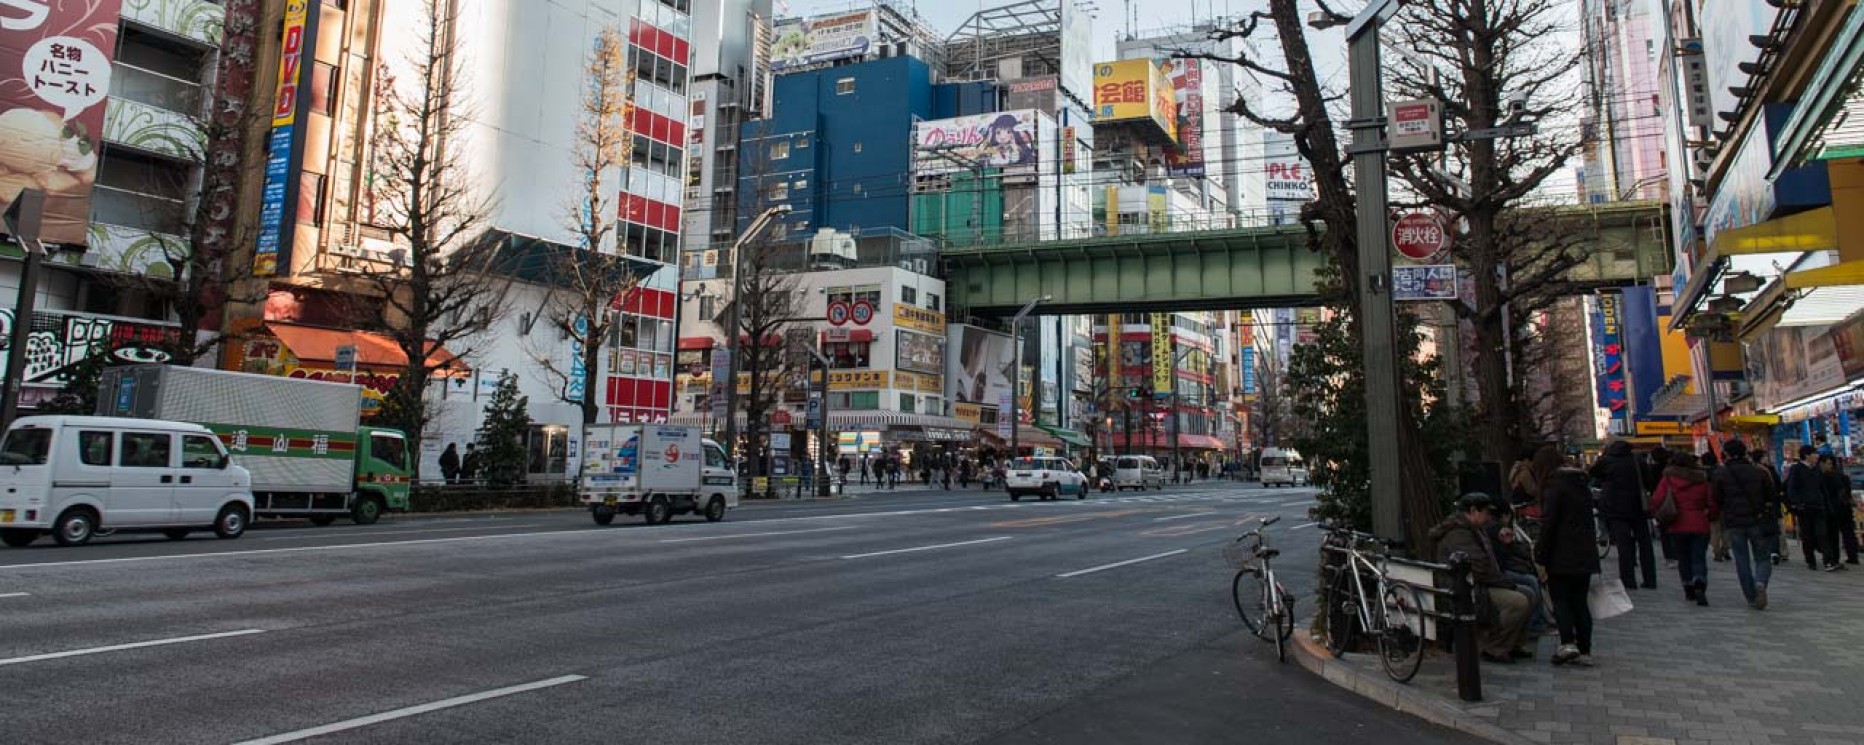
[580,425,737,525]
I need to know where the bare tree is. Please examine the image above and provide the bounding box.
[728,227,803,496]
[1202,3,1446,548]
[353,0,510,456]
[529,25,645,426]
[1383,0,1590,462]
[1250,350,1298,448]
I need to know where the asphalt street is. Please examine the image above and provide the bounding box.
[0,482,1478,744]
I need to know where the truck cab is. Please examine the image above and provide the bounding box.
[349,427,413,523]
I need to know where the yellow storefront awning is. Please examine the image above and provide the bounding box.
[1709,207,1838,258]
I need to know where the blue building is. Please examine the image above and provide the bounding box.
[736,55,995,239]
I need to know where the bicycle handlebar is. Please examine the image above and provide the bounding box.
[1260,515,1281,527]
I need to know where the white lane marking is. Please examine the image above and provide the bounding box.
[253,524,544,541]
[0,530,606,571]
[1292,522,1319,530]
[1056,549,1189,578]
[0,629,265,668]
[0,592,30,598]
[659,526,857,543]
[840,536,1011,560]
[1152,513,1215,522]
[231,675,588,745]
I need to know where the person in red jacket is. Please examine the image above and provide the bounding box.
[1652,451,1717,605]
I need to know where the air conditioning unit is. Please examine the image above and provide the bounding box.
[808,228,857,269]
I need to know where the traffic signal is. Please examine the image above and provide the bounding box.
[1127,387,1143,400]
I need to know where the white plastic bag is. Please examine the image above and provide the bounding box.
[1588,576,1634,620]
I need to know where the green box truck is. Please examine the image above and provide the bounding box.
[97,365,412,525]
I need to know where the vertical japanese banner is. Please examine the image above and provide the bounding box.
[1596,292,1628,423]
[1150,313,1172,395]
[252,0,315,276]
[1105,313,1121,394]
[1241,347,1256,395]
[708,347,731,420]
[566,315,589,403]
[1161,58,1204,177]
[0,0,125,246]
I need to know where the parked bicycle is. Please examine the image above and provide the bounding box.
[1226,515,1294,662]
[1320,525,1427,683]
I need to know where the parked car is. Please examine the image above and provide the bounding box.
[0,416,256,547]
[1004,457,1089,501]
[1259,448,1307,487]
[1111,455,1166,491]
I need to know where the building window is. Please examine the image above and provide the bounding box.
[900,286,916,305]
[823,342,871,369]
[927,293,941,311]
[836,77,855,95]
[850,391,880,410]
[853,142,863,153]
[297,172,326,223]
[770,182,788,201]
[825,285,882,308]
[900,393,916,413]
[770,141,790,160]
[309,62,339,116]
[91,147,189,234]
[113,26,209,113]
[698,295,717,322]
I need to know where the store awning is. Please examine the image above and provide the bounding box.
[1178,434,1228,450]
[1673,208,1839,331]
[1737,260,1864,339]
[1725,414,1782,428]
[266,323,462,371]
[678,336,715,351]
[1037,425,1092,448]
[979,425,1064,449]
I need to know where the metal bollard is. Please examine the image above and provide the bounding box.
[1446,551,1483,702]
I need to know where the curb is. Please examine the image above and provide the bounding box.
[1288,621,1537,745]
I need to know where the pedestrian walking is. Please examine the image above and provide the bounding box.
[1785,446,1840,571]
[1591,440,1659,590]
[1711,441,1779,609]
[838,457,851,486]
[1535,452,1600,667]
[859,457,871,486]
[1703,450,1732,562]
[1431,493,1533,665]
[1652,451,1715,605]
[1646,446,1679,569]
[461,443,483,484]
[439,443,462,484]
[1508,446,1544,518]
[1818,455,1854,569]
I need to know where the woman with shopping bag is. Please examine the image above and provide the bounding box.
[1651,451,1716,605]
[1534,447,1604,667]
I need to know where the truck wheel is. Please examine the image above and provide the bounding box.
[703,496,726,522]
[163,529,190,541]
[309,515,337,527]
[52,508,98,547]
[1,528,38,548]
[645,496,671,525]
[213,505,249,539]
[592,505,616,525]
[351,496,383,525]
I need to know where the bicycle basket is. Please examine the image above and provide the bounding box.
[1221,538,1253,569]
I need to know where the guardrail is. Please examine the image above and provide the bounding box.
[1320,538,1483,701]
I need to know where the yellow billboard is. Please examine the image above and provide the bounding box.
[1092,59,1178,142]
[1151,313,1174,395]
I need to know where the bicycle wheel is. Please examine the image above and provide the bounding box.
[1377,583,1426,683]
[1272,587,1295,663]
[1232,566,1268,635]
[1323,565,1360,656]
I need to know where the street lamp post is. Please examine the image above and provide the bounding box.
[1,190,48,429]
[721,204,793,477]
[1006,295,1051,457]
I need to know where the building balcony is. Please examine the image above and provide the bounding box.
[121,0,225,46]
[104,92,206,160]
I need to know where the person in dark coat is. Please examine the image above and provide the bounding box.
[461,443,483,483]
[1431,494,1533,664]
[1536,458,1601,666]
[1785,445,1838,570]
[1711,440,1779,609]
[1590,439,1658,589]
[1818,455,1854,568]
[1652,452,1716,604]
[438,443,461,484]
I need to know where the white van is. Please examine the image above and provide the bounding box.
[1259,448,1307,487]
[0,416,256,547]
[1111,455,1166,491]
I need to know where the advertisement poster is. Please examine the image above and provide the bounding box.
[914,110,1041,173]
[1159,58,1204,177]
[949,325,1013,406]
[0,0,125,246]
[1595,293,1628,421]
[1241,347,1257,395]
[1092,59,1176,141]
[897,329,945,375]
[770,11,877,71]
[1749,323,1845,411]
[1265,158,1312,201]
[1151,313,1173,394]
[1392,264,1458,301]
[252,0,314,275]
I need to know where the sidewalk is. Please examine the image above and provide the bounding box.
[1303,559,1864,745]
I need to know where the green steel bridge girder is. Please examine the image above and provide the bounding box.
[943,200,1671,317]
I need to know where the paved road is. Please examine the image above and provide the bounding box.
[0,483,1477,744]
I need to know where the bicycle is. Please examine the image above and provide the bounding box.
[1320,525,1427,683]
[1226,516,1294,662]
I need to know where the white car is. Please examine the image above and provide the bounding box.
[1004,457,1089,501]
[1260,448,1307,487]
[0,416,256,547]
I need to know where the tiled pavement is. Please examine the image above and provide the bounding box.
[1324,553,1864,745]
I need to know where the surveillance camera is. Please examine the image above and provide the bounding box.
[1505,92,1528,115]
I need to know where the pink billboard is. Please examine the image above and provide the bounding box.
[0,0,124,246]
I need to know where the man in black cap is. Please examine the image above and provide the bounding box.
[1431,493,1534,663]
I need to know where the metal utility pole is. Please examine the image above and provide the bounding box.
[720,204,792,470]
[1345,0,1406,541]
[1,190,48,429]
[1006,295,1051,456]
[808,348,833,497]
